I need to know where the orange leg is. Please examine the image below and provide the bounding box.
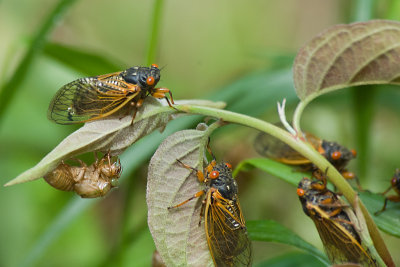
[168,190,205,209]
[152,88,175,105]
[152,88,178,112]
[176,159,205,183]
[311,181,326,191]
[326,207,342,217]
[203,138,217,174]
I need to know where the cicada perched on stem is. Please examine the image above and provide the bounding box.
[44,153,121,198]
[48,64,174,125]
[297,177,377,266]
[254,129,357,181]
[168,144,252,267]
[375,169,400,215]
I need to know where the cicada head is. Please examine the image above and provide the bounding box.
[99,159,122,179]
[122,64,161,91]
[319,140,356,170]
[208,162,238,200]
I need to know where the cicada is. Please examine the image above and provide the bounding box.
[48,64,174,124]
[254,130,357,180]
[44,153,121,198]
[168,145,252,267]
[297,177,377,266]
[375,169,400,215]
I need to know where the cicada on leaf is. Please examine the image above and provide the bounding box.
[168,145,252,267]
[48,64,174,125]
[375,169,400,215]
[297,177,377,266]
[44,153,121,198]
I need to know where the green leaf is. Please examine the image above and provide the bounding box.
[293,20,400,102]
[360,191,400,238]
[247,220,329,265]
[147,123,222,267]
[0,0,77,125]
[255,252,326,267]
[43,43,122,75]
[233,158,309,186]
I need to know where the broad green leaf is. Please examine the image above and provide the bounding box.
[255,252,326,267]
[294,20,400,102]
[233,158,309,186]
[147,124,220,267]
[247,220,329,265]
[4,99,225,186]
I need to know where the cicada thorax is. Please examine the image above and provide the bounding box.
[43,154,121,198]
[208,162,239,200]
[168,153,252,267]
[297,177,377,266]
[48,64,173,125]
[317,140,357,172]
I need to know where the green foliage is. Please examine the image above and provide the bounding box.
[247,220,329,265]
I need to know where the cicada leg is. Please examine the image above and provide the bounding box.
[152,87,175,106]
[375,195,400,215]
[176,159,205,183]
[205,138,217,175]
[167,190,205,210]
[128,98,145,125]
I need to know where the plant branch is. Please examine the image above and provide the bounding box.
[174,103,391,267]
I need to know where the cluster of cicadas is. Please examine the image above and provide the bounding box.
[44,64,399,266]
[45,64,252,266]
[255,130,400,266]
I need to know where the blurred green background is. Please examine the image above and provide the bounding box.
[1,0,400,266]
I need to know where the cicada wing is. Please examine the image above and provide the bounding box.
[204,191,252,267]
[309,205,377,266]
[48,76,139,124]
[254,132,312,165]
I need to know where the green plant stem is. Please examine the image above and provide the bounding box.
[0,0,77,127]
[292,99,309,134]
[174,104,392,267]
[352,0,374,22]
[146,0,164,65]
